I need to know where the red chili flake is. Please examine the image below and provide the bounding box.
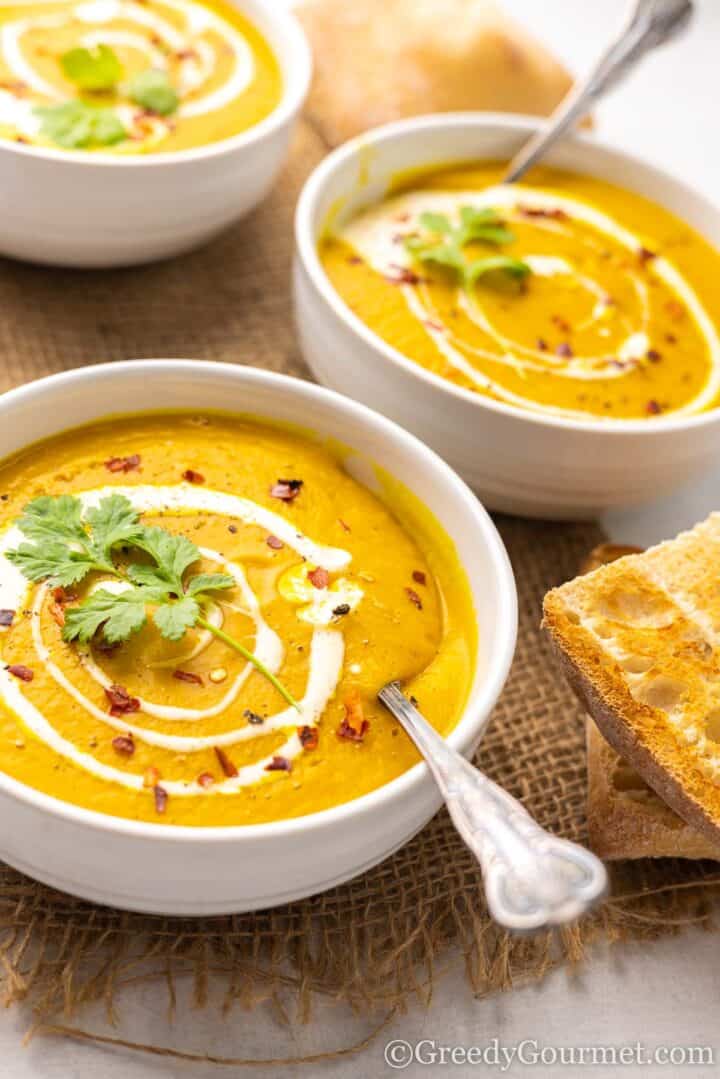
[143,765,161,788]
[308,567,330,589]
[105,683,140,716]
[332,603,351,618]
[104,454,141,474]
[270,478,303,502]
[665,299,685,321]
[665,332,677,344]
[646,399,662,415]
[298,725,319,750]
[385,265,421,286]
[638,246,656,264]
[347,255,363,266]
[52,586,77,604]
[175,47,198,60]
[197,772,215,789]
[518,204,568,221]
[412,570,427,586]
[214,746,238,777]
[265,755,292,772]
[555,342,574,358]
[551,314,571,333]
[173,669,203,685]
[6,664,33,682]
[536,337,548,351]
[0,80,27,96]
[393,212,411,223]
[338,691,369,742]
[0,609,15,627]
[49,601,65,627]
[646,348,662,363]
[154,785,168,814]
[244,709,265,725]
[338,518,351,533]
[112,734,135,757]
[228,524,238,534]
[423,318,444,332]
[182,469,205,484]
[405,587,423,609]
[266,535,284,550]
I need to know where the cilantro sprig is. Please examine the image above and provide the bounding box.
[7,494,140,584]
[404,206,531,289]
[37,43,180,150]
[6,494,298,710]
[127,69,179,116]
[35,101,127,149]
[60,44,124,92]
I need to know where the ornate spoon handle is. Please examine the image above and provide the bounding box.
[378,682,607,932]
[503,0,694,184]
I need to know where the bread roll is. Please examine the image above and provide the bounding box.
[297,0,575,147]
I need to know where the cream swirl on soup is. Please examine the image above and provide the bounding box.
[320,163,720,421]
[0,0,281,152]
[0,484,362,796]
[0,413,475,827]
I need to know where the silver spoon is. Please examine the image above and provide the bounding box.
[503,0,693,184]
[378,682,607,932]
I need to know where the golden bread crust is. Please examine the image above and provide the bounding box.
[297,0,575,146]
[543,517,720,849]
[586,719,720,860]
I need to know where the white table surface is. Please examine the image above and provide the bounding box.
[4,2,720,1076]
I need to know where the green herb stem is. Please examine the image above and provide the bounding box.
[196,616,300,712]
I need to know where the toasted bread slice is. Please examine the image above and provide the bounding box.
[544,514,720,848]
[586,719,720,860]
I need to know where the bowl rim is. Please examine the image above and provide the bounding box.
[0,0,312,168]
[0,359,518,843]
[295,110,720,436]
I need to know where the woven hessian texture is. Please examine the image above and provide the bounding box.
[0,123,718,1059]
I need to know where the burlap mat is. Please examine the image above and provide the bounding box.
[0,123,719,1063]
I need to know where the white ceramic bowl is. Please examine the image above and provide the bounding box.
[294,113,720,519]
[0,0,310,268]
[0,360,516,914]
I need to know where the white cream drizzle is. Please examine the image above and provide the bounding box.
[0,0,256,146]
[340,185,720,420]
[0,485,356,796]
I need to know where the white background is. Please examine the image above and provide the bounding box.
[3,1,720,1076]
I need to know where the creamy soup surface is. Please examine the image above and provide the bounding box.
[0,413,475,825]
[320,162,720,421]
[0,0,281,152]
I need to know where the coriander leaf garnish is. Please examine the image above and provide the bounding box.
[60,44,123,91]
[85,494,146,564]
[35,101,127,149]
[15,494,88,544]
[127,527,200,594]
[465,254,534,286]
[64,587,151,644]
[127,69,179,116]
[185,573,236,597]
[7,494,139,583]
[152,595,200,641]
[404,205,530,290]
[5,542,101,588]
[5,494,299,709]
